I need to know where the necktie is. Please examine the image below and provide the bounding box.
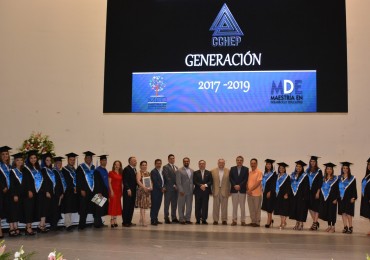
[201,171,204,180]
[172,165,176,172]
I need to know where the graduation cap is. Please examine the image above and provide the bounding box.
[0,146,12,153]
[309,155,320,161]
[42,152,53,160]
[295,160,307,167]
[340,161,353,167]
[323,162,336,168]
[277,162,289,168]
[265,159,275,164]
[83,151,95,157]
[65,152,78,158]
[98,155,108,160]
[11,152,24,159]
[27,150,39,157]
[53,156,64,162]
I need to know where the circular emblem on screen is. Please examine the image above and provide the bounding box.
[150,76,166,96]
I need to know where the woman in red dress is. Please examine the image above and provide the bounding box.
[108,160,123,228]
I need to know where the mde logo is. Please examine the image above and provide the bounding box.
[270,80,304,104]
[210,3,244,47]
[147,76,167,110]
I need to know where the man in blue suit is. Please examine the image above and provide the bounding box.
[229,156,249,226]
[150,159,165,225]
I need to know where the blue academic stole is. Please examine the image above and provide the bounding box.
[80,163,95,192]
[262,171,274,193]
[321,176,338,201]
[12,168,23,184]
[290,172,307,196]
[306,168,320,189]
[361,175,370,197]
[275,173,288,196]
[45,167,56,192]
[97,166,109,188]
[63,166,77,187]
[25,166,43,192]
[0,162,11,188]
[339,175,355,199]
[54,168,67,192]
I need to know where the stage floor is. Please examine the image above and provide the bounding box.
[2,213,369,260]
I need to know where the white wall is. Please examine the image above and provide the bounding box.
[0,1,369,217]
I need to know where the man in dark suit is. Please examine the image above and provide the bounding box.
[193,160,213,224]
[229,155,249,226]
[122,156,137,227]
[162,154,179,223]
[150,159,165,225]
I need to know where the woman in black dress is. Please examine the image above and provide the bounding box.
[261,159,276,228]
[360,158,370,235]
[318,162,339,233]
[289,160,309,230]
[306,156,323,231]
[338,161,357,234]
[7,153,25,237]
[273,162,291,229]
[0,146,12,238]
[22,150,42,236]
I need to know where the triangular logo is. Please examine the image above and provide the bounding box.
[210,3,244,37]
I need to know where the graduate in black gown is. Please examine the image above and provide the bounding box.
[7,152,25,237]
[273,162,291,229]
[289,160,309,230]
[76,151,96,230]
[360,158,370,236]
[338,162,357,234]
[41,153,63,231]
[62,152,79,231]
[261,159,276,228]
[318,163,339,233]
[22,150,42,236]
[53,156,67,231]
[93,155,109,228]
[305,155,323,231]
[0,145,12,238]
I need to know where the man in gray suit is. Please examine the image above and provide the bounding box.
[163,154,179,223]
[176,157,194,224]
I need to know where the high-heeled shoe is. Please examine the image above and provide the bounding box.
[265,219,274,228]
[329,226,335,233]
[325,226,332,232]
[37,225,49,233]
[9,229,17,237]
[297,223,304,231]
[110,219,115,228]
[114,223,118,227]
[293,222,299,230]
[279,222,287,230]
[342,226,348,233]
[25,228,36,236]
[346,226,353,234]
[309,222,318,231]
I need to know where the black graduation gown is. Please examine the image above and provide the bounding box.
[274,174,291,216]
[338,176,357,216]
[76,164,95,218]
[21,166,40,223]
[289,174,310,222]
[7,169,24,223]
[61,165,78,213]
[307,169,323,212]
[261,172,277,213]
[0,166,10,219]
[42,167,63,227]
[93,169,109,220]
[318,177,339,223]
[360,175,370,219]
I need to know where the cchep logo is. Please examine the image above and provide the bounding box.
[147,76,167,110]
[270,80,304,104]
[210,3,244,47]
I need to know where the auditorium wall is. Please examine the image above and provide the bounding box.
[0,1,369,217]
